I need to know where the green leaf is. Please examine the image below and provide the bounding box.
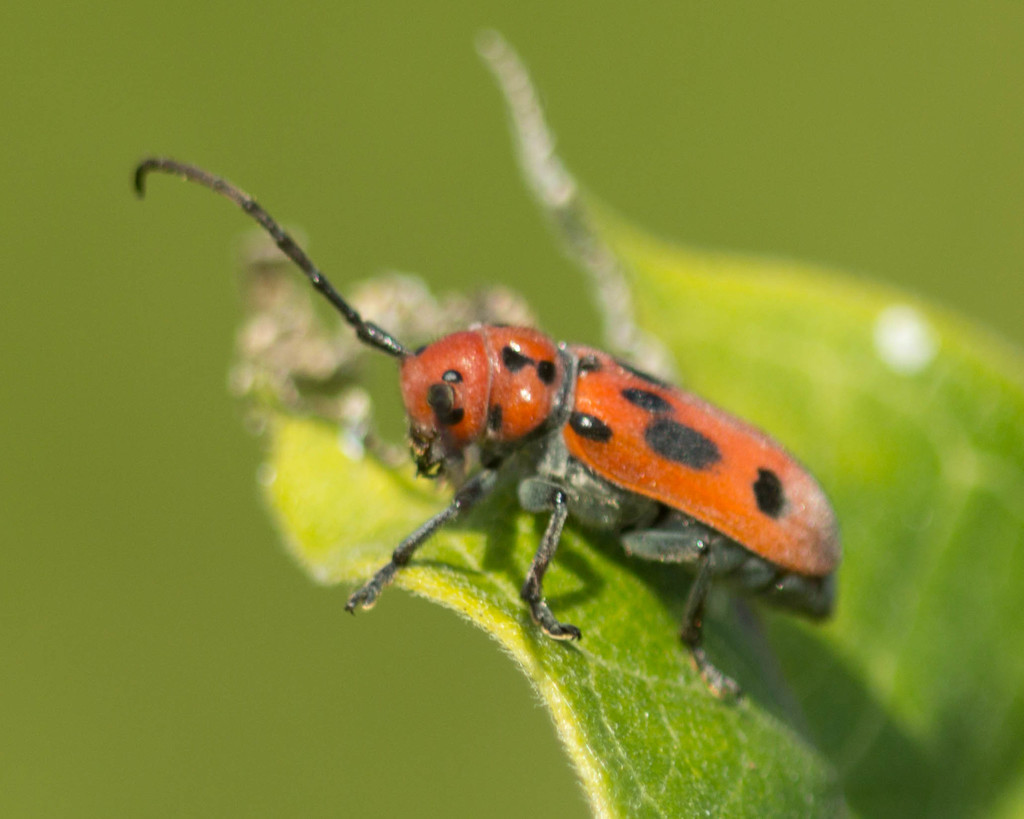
[251,34,1024,818]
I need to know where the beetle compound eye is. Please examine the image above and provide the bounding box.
[427,382,455,412]
[427,382,464,426]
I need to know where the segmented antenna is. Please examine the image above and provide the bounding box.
[134,158,411,359]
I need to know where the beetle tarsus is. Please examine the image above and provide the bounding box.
[527,597,582,641]
[690,647,742,701]
[345,566,393,612]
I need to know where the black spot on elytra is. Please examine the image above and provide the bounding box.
[621,388,671,413]
[487,404,503,433]
[644,417,720,470]
[615,358,667,388]
[413,344,427,356]
[753,468,786,518]
[536,360,557,384]
[578,354,602,373]
[442,369,463,383]
[502,345,534,372]
[569,412,613,443]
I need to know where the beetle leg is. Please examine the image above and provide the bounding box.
[345,468,497,613]
[681,549,741,700]
[520,487,581,641]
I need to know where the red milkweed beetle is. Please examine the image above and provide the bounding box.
[134,158,840,699]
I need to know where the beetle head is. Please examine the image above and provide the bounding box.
[399,331,491,476]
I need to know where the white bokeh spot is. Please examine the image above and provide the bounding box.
[873,304,938,375]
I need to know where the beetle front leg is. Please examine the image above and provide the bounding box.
[520,486,581,641]
[681,549,741,700]
[345,469,497,613]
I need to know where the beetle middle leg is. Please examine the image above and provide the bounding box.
[518,479,581,640]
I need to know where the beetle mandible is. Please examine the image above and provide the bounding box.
[135,158,840,698]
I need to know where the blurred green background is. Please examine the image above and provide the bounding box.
[3,2,1022,816]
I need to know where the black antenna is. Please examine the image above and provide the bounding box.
[134,157,411,359]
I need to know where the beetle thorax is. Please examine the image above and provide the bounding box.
[399,325,565,475]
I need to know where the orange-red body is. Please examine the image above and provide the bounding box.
[399,326,839,585]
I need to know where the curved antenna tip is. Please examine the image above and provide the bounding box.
[133,159,153,198]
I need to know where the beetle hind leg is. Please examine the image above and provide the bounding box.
[681,549,741,700]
